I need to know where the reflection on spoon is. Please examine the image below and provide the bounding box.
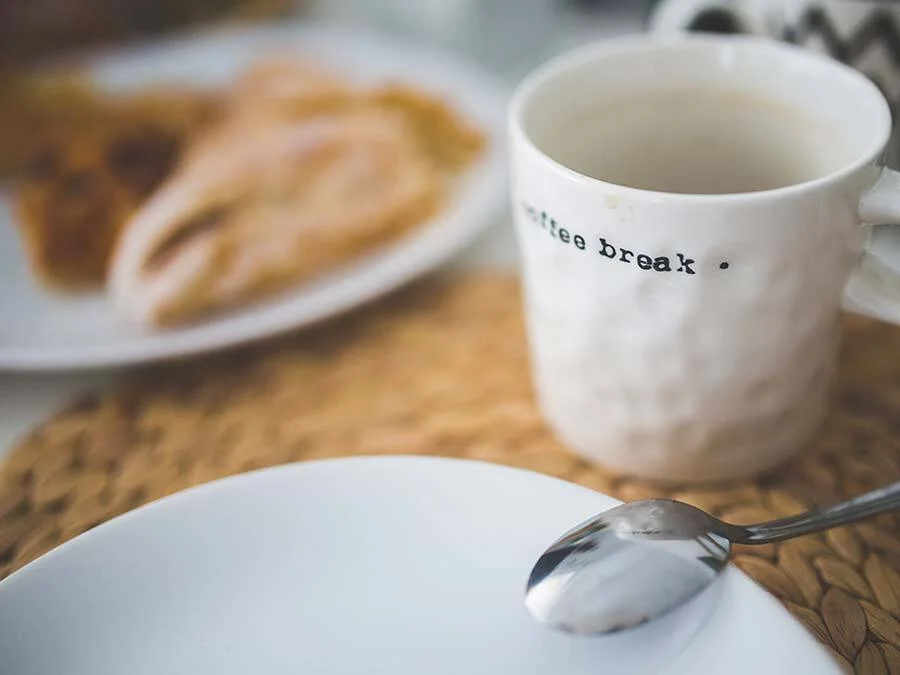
[527,481,900,635]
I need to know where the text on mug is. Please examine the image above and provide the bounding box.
[521,202,730,274]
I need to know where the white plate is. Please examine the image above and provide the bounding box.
[0,23,508,371]
[0,457,840,675]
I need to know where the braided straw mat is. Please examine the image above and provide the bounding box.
[3,273,900,673]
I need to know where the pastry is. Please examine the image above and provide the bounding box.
[228,59,485,172]
[107,58,488,327]
[108,106,442,326]
[368,84,486,174]
[229,55,353,114]
[13,88,218,288]
[0,71,96,180]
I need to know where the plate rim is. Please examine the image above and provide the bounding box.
[0,456,600,589]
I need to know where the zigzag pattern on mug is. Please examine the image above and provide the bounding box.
[784,7,900,66]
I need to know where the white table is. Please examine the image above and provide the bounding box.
[0,2,645,458]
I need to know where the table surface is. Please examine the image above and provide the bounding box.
[6,273,900,674]
[7,8,900,672]
[0,1,646,459]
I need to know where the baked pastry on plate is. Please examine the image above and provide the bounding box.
[12,88,217,288]
[109,106,443,326]
[109,59,484,328]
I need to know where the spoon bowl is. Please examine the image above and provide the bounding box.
[525,500,732,635]
[527,481,900,636]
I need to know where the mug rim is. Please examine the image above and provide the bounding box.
[509,34,893,203]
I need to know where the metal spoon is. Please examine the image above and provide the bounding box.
[526,481,900,635]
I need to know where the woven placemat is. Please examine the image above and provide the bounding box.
[2,273,900,673]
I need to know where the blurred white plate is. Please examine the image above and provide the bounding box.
[0,457,839,675]
[0,23,508,371]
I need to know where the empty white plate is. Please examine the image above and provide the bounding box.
[0,22,508,371]
[0,457,839,674]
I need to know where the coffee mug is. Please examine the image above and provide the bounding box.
[510,35,900,483]
[650,0,900,166]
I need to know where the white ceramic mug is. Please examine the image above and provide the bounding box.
[510,35,900,483]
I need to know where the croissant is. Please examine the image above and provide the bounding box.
[108,107,441,327]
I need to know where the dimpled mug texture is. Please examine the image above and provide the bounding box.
[509,38,889,482]
[514,187,863,482]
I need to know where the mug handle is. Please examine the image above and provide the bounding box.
[846,169,900,323]
[649,0,765,34]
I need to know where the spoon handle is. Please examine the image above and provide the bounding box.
[737,481,900,544]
